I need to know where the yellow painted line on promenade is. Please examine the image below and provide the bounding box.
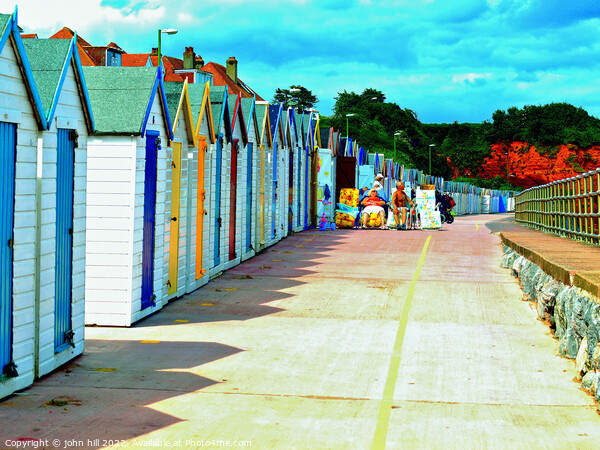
[371,235,431,450]
[174,319,189,323]
[475,221,483,231]
[140,340,160,344]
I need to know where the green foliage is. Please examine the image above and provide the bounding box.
[329,88,452,177]
[486,103,600,148]
[272,85,318,111]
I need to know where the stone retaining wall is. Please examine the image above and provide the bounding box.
[502,246,600,406]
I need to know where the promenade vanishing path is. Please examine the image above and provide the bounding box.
[1,214,599,449]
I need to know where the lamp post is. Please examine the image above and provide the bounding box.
[505,151,510,180]
[345,113,355,138]
[157,28,178,70]
[393,132,402,158]
[428,144,435,175]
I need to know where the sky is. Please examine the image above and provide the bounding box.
[7,0,600,123]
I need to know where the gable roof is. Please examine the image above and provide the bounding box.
[228,93,248,146]
[294,111,305,147]
[83,66,172,138]
[201,61,264,101]
[164,80,196,146]
[254,101,273,148]
[209,85,231,141]
[22,37,95,131]
[0,9,45,129]
[188,81,215,144]
[269,104,285,145]
[241,96,259,142]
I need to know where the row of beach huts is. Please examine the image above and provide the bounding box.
[0,9,331,398]
[0,9,515,399]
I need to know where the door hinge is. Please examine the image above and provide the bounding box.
[150,294,156,306]
[64,329,75,348]
[217,217,222,227]
[3,361,18,378]
[8,238,13,248]
[167,280,171,289]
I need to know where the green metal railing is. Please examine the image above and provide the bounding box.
[515,169,600,245]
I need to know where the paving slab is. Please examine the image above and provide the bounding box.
[1,213,599,449]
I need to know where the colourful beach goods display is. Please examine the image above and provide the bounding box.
[416,187,442,229]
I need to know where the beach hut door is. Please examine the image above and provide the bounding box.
[288,145,294,233]
[245,142,253,253]
[272,141,278,238]
[297,145,301,228]
[1,122,16,376]
[141,131,159,310]
[168,142,182,295]
[214,135,223,266]
[54,129,75,352]
[195,137,207,280]
[229,139,239,260]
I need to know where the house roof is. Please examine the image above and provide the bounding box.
[121,53,151,67]
[83,66,170,137]
[49,26,97,66]
[201,61,264,101]
[22,37,94,132]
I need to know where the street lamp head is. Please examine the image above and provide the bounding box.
[346,113,355,117]
[429,144,435,147]
[394,132,402,136]
[289,88,301,93]
[160,28,178,34]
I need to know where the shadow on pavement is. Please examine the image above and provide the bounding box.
[0,340,242,448]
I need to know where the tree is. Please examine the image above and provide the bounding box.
[272,85,318,111]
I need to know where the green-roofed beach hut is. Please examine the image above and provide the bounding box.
[187,81,215,291]
[207,85,232,277]
[1,8,94,399]
[82,65,173,326]
[0,8,46,399]
[240,96,259,262]
[22,34,94,380]
[253,101,272,253]
[225,92,248,269]
[162,80,197,302]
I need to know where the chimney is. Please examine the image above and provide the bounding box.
[226,56,238,83]
[151,47,158,56]
[183,47,195,69]
[195,55,204,69]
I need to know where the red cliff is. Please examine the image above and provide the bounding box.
[451,142,600,189]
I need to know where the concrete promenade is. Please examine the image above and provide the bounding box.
[1,214,599,449]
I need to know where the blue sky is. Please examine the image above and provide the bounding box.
[11,0,600,123]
